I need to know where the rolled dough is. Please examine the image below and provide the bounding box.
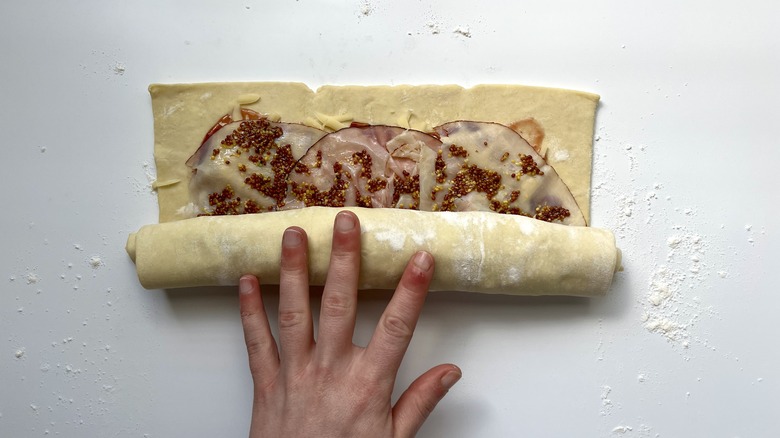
[127,207,620,296]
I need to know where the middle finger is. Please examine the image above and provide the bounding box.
[316,211,362,362]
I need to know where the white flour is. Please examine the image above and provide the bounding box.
[372,229,404,251]
[600,385,614,416]
[25,272,39,284]
[88,256,103,268]
[591,125,718,350]
[358,0,373,16]
[453,25,472,38]
[553,149,571,162]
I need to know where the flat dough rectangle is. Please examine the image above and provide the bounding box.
[150,83,599,222]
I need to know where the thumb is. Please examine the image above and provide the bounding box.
[392,364,462,438]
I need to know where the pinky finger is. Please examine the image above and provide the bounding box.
[392,364,462,437]
[239,275,279,387]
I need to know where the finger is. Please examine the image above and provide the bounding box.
[393,364,461,438]
[364,251,434,380]
[316,211,361,361]
[278,227,314,371]
[238,275,279,388]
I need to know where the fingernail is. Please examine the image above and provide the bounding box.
[239,276,253,295]
[335,211,355,232]
[413,251,433,272]
[440,368,461,390]
[283,229,302,247]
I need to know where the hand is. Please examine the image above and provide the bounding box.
[238,210,461,438]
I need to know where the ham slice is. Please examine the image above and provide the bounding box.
[432,121,586,225]
[188,117,585,226]
[187,118,327,215]
[284,126,441,210]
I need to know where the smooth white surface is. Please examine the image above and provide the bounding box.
[1,1,778,436]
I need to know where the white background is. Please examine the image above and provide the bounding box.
[2,1,779,436]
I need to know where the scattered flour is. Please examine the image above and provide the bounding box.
[89,256,104,268]
[358,0,373,16]
[112,62,126,75]
[553,149,571,162]
[15,349,25,359]
[425,20,441,35]
[591,127,719,352]
[453,25,472,38]
[25,272,39,284]
[131,160,161,195]
[372,229,404,251]
[612,425,633,434]
[502,266,521,283]
[162,102,184,118]
[600,385,614,416]
[143,161,156,184]
[640,233,709,345]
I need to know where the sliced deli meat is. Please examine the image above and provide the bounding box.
[432,121,586,226]
[284,125,441,210]
[186,116,585,226]
[187,118,327,216]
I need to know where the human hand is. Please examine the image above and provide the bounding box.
[238,210,461,437]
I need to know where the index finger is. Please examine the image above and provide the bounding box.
[316,211,361,363]
[277,227,314,372]
[362,251,434,381]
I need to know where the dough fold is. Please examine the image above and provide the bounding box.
[126,208,620,296]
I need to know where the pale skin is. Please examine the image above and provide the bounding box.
[238,210,462,437]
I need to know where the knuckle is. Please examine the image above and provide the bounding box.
[328,251,359,274]
[321,293,352,318]
[278,309,306,329]
[413,396,437,420]
[239,308,259,323]
[312,364,337,384]
[244,336,267,359]
[381,314,413,342]
[246,342,277,379]
[280,260,305,276]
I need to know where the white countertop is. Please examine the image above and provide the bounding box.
[2,1,778,436]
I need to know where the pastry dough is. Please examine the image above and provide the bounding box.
[126,207,620,296]
[128,82,619,296]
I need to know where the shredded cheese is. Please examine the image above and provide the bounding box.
[397,109,412,129]
[152,179,181,190]
[315,112,350,131]
[237,93,261,105]
[303,117,323,130]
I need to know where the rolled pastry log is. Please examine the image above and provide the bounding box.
[126,207,621,296]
